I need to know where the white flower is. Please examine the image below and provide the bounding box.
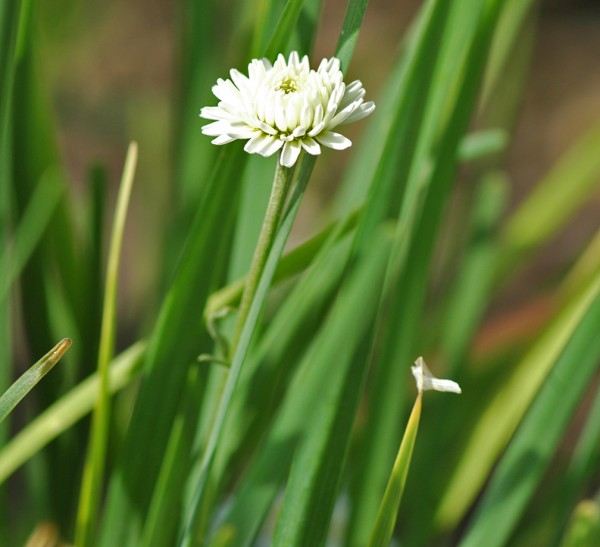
[411,357,462,395]
[200,51,375,168]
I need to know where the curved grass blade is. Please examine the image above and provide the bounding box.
[459,288,600,547]
[559,500,600,547]
[0,342,145,483]
[0,169,65,302]
[436,271,600,531]
[368,394,422,547]
[264,0,305,60]
[99,146,245,547]
[335,0,369,70]
[499,118,600,276]
[271,232,391,546]
[0,338,71,424]
[76,142,138,547]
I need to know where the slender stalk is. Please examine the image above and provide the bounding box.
[368,394,422,547]
[230,160,294,352]
[75,142,138,547]
[181,158,298,546]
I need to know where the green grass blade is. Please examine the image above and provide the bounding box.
[0,338,71,424]
[459,288,600,547]
[264,0,305,59]
[205,207,358,316]
[499,118,600,275]
[436,272,600,530]
[0,168,65,302]
[560,501,600,547]
[348,0,503,541]
[368,394,422,547]
[0,342,145,484]
[335,0,369,70]
[438,172,509,374]
[140,366,203,547]
[272,231,391,546]
[76,142,138,547]
[99,146,246,546]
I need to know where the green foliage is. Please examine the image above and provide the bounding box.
[1,0,600,545]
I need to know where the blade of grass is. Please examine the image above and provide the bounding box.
[436,271,600,530]
[368,394,422,547]
[263,0,305,59]
[271,231,391,546]
[459,288,600,547]
[99,146,245,547]
[0,168,65,302]
[498,118,600,276]
[0,342,145,484]
[559,500,600,547]
[438,172,509,375]
[76,142,138,547]
[0,339,71,424]
[348,0,502,541]
[335,0,369,71]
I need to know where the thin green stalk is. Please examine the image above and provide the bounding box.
[76,142,138,547]
[230,160,294,351]
[181,155,311,547]
[368,394,422,547]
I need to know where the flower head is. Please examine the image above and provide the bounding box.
[200,51,375,168]
[411,357,462,395]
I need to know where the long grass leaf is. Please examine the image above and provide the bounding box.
[76,142,138,547]
[0,339,71,424]
[459,289,600,547]
[99,146,245,546]
[436,272,600,530]
[272,231,391,546]
[368,394,422,547]
[0,342,145,484]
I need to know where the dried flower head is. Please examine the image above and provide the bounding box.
[411,357,462,395]
[200,51,375,168]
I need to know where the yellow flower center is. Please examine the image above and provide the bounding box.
[274,75,300,94]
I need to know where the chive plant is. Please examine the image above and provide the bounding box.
[1,0,600,546]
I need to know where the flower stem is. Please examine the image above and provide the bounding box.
[230,160,294,353]
[183,160,296,546]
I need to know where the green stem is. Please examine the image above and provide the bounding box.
[230,160,294,352]
[183,159,296,546]
[75,142,138,547]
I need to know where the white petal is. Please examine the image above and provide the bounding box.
[300,103,312,128]
[328,99,363,127]
[308,121,325,137]
[212,79,241,104]
[230,69,250,93]
[280,140,302,167]
[201,121,230,136]
[244,133,284,157]
[257,120,278,136]
[411,357,462,395]
[300,137,321,155]
[259,136,284,157]
[199,106,231,121]
[244,133,268,153]
[275,104,288,132]
[341,101,376,124]
[212,134,235,145]
[315,130,352,150]
[292,126,306,138]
